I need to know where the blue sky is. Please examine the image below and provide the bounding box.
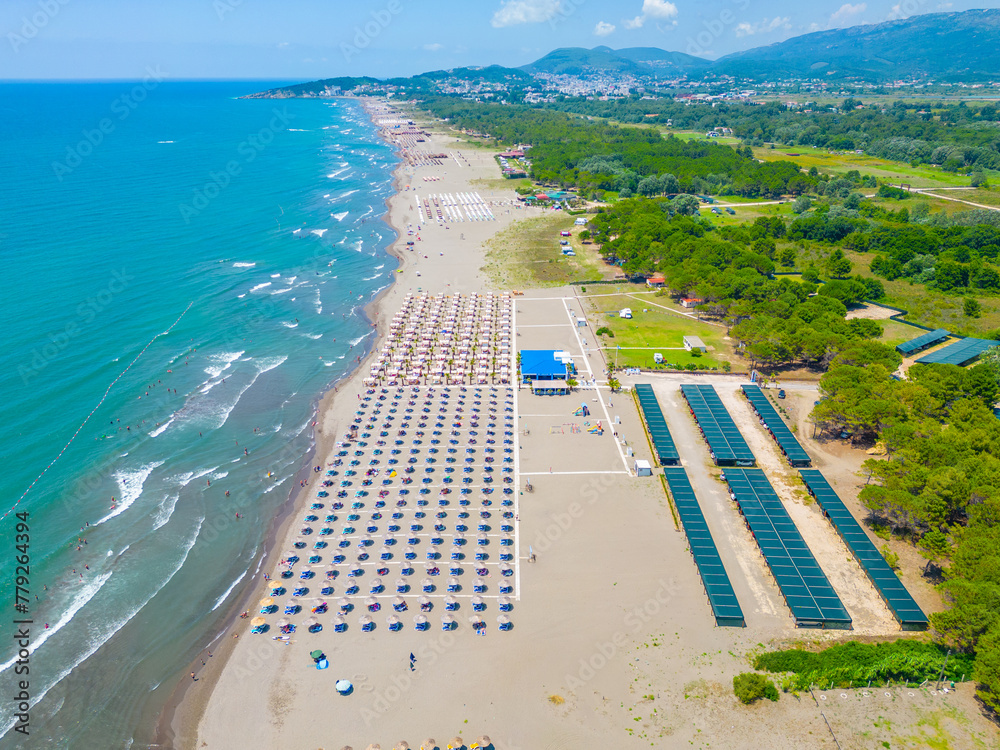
[0,0,984,80]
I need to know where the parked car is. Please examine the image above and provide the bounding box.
[778,389,786,399]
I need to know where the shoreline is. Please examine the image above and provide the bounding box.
[155,97,410,749]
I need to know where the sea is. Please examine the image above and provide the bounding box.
[0,81,400,748]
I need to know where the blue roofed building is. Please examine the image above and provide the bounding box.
[519,349,575,394]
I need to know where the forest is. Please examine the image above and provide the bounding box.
[419,98,815,198]
[544,96,1000,173]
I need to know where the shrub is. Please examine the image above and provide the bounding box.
[733,673,779,704]
[753,640,974,690]
[595,326,614,338]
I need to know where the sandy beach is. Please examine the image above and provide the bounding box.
[167,102,999,750]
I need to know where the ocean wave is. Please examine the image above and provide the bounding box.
[211,569,247,612]
[208,355,288,431]
[0,518,204,742]
[327,167,349,178]
[310,229,328,238]
[152,494,178,531]
[362,273,383,281]
[348,332,372,347]
[270,287,293,295]
[332,211,348,222]
[249,282,272,293]
[149,417,174,438]
[171,466,220,487]
[0,570,114,679]
[338,189,359,199]
[232,262,256,268]
[93,461,166,527]
[204,351,244,379]
[281,321,299,329]
[270,273,280,278]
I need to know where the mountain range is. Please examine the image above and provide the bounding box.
[249,9,1000,98]
[523,10,1000,81]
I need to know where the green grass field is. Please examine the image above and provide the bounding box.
[752,144,974,188]
[581,291,734,369]
[481,213,612,288]
[846,248,1000,335]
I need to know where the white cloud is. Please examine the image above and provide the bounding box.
[734,16,791,37]
[643,0,678,21]
[938,1,953,7]
[623,0,678,31]
[594,21,616,36]
[829,3,866,25]
[491,0,562,28]
[423,42,444,51]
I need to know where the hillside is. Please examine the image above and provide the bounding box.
[712,9,1000,81]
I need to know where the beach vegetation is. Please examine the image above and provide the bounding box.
[732,673,779,704]
[752,640,973,691]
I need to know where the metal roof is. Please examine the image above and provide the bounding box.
[634,384,680,465]
[916,337,999,366]
[724,469,852,629]
[664,468,745,627]
[896,328,950,355]
[680,384,756,466]
[799,470,928,630]
[741,385,811,467]
[519,350,567,378]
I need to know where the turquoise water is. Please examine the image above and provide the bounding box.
[0,82,399,747]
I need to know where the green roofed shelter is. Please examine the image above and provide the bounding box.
[634,384,679,466]
[799,470,927,630]
[916,337,999,366]
[741,385,811,467]
[680,384,755,466]
[896,328,950,355]
[724,468,851,629]
[664,468,745,627]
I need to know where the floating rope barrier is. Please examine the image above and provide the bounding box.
[3,302,194,522]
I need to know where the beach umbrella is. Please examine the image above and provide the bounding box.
[387,614,401,627]
[394,743,411,750]
[370,578,383,592]
[471,595,484,608]
[442,615,455,629]
[365,596,378,608]
[250,616,266,627]
[277,618,289,628]
[359,615,373,626]
[303,617,318,628]
[420,740,437,750]
[444,595,458,608]
[418,595,432,608]
[469,614,484,627]
[333,614,346,627]
[498,596,512,610]
[309,649,324,660]
[474,736,491,748]
[393,596,406,608]
[338,597,351,609]
[258,597,275,607]
[497,615,510,625]
[267,580,283,590]
[447,737,465,749]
